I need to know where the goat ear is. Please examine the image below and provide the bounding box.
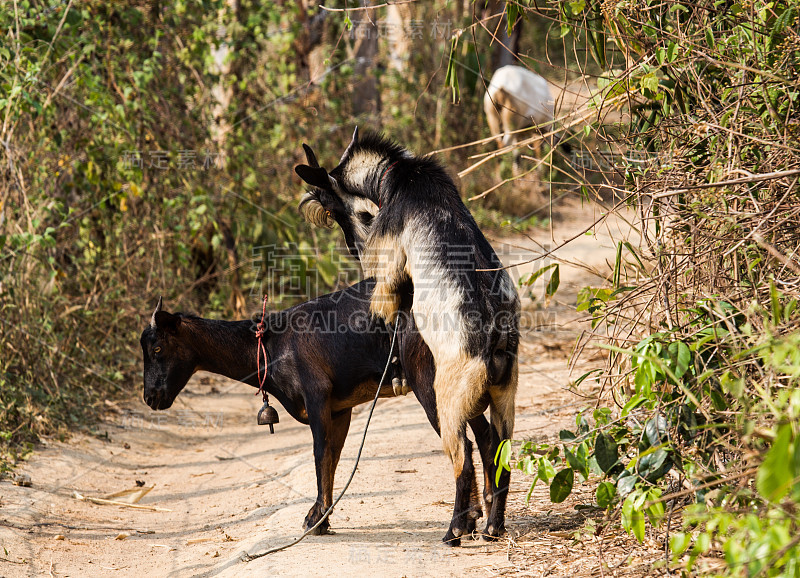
[339,126,359,164]
[302,144,320,168]
[295,164,333,190]
[154,310,181,334]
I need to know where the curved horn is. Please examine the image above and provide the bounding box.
[150,296,163,328]
[339,126,359,164]
[302,144,320,169]
[298,192,335,229]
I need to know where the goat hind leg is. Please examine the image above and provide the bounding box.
[441,428,474,547]
[483,368,517,540]
[435,359,488,545]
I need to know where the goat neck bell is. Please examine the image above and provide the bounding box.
[257,401,279,433]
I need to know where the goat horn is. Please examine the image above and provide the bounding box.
[302,144,320,169]
[298,192,334,229]
[339,126,359,164]
[151,296,162,328]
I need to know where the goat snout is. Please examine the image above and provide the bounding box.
[144,389,172,410]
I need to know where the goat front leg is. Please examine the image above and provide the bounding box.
[362,234,406,323]
[303,400,349,535]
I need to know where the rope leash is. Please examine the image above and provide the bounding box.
[254,295,280,433]
[241,320,400,562]
[255,294,270,400]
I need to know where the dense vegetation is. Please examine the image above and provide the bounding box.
[493,1,800,575]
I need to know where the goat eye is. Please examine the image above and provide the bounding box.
[154,346,162,354]
[358,211,373,224]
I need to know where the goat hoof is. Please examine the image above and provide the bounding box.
[302,517,332,536]
[304,523,332,536]
[441,532,461,547]
[468,505,483,520]
[480,523,505,541]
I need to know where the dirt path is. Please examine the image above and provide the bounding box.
[0,202,654,577]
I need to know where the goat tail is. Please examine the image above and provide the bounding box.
[298,191,335,229]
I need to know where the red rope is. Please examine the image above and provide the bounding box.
[377,160,399,209]
[255,294,269,402]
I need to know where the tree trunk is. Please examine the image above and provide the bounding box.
[385,3,413,72]
[486,1,521,70]
[349,9,380,118]
[209,0,237,164]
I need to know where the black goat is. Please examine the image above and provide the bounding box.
[140,281,494,544]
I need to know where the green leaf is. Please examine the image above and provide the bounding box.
[645,489,665,525]
[549,468,574,503]
[574,369,602,388]
[444,35,461,104]
[595,433,619,473]
[559,429,577,441]
[522,262,557,287]
[670,532,691,556]
[756,424,794,502]
[617,472,637,497]
[666,41,677,63]
[613,241,622,287]
[506,2,523,34]
[566,444,590,480]
[592,407,611,426]
[568,0,586,15]
[596,481,616,508]
[644,415,668,447]
[538,456,556,484]
[770,279,782,324]
[623,241,646,272]
[705,27,715,49]
[669,341,691,379]
[545,264,560,300]
[622,493,646,542]
[494,439,512,486]
[640,73,659,94]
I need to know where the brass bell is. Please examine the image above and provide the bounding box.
[257,402,280,433]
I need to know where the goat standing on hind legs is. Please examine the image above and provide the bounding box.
[296,129,520,543]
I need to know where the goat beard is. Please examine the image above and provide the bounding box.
[298,192,335,229]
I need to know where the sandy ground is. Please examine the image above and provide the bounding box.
[0,201,662,577]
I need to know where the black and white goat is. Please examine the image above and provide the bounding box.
[141,286,493,545]
[295,130,520,539]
